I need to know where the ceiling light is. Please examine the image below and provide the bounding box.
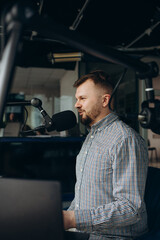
[47,52,83,64]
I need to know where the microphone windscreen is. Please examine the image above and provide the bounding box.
[51,110,77,132]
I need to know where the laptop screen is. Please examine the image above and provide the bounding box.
[0,178,64,240]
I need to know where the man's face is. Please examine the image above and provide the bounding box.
[75,79,106,126]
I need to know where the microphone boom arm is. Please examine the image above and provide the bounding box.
[30,98,53,129]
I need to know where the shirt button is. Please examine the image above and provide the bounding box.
[91,135,94,139]
[80,168,83,172]
[76,204,79,207]
[85,151,87,154]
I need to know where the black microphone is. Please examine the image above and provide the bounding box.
[47,110,77,132]
[30,98,78,132]
[32,110,77,133]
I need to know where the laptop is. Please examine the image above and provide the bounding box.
[3,122,21,136]
[0,178,64,240]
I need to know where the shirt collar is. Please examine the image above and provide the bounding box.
[89,112,119,132]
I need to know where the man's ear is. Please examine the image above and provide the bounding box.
[102,94,111,107]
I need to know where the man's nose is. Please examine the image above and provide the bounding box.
[75,100,81,108]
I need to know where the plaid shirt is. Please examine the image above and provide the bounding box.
[68,113,148,239]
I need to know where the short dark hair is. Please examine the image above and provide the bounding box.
[73,70,114,93]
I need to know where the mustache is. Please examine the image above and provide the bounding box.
[77,108,84,112]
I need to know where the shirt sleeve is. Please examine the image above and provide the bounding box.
[74,135,148,232]
[67,198,75,211]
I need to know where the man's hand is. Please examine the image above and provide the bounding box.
[63,210,76,230]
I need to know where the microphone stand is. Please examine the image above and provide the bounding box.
[6,101,31,106]
[30,98,53,130]
[6,98,53,133]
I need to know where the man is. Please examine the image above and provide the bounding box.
[63,70,148,239]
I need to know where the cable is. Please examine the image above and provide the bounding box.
[20,106,28,132]
[20,106,45,135]
[109,68,128,112]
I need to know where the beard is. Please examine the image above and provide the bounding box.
[80,114,92,126]
[79,104,101,126]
